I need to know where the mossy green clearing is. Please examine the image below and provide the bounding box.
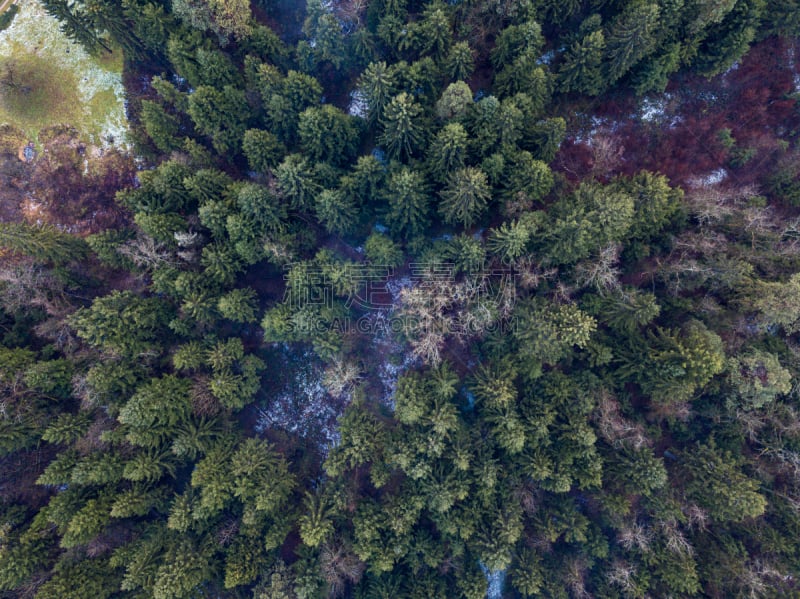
[0,0,127,147]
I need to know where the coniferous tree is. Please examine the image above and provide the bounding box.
[427,122,469,183]
[605,2,661,83]
[383,167,430,239]
[439,167,491,228]
[559,30,607,95]
[0,222,87,265]
[379,92,426,160]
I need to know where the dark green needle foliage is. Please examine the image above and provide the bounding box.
[7,1,800,597]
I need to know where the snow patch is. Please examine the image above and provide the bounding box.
[348,89,368,119]
[255,347,345,451]
[480,564,506,599]
[537,50,555,65]
[689,168,728,187]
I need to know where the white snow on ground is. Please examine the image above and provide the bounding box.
[0,0,127,146]
[689,168,728,187]
[639,95,668,122]
[480,564,506,599]
[537,50,555,65]
[638,93,681,127]
[348,89,368,119]
[255,346,344,449]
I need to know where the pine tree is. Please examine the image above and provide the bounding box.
[501,151,553,203]
[491,20,544,68]
[364,232,404,268]
[605,2,661,83]
[384,167,430,239]
[298,105,360,165]
[0,222,87,265]
[69,291,172,357]
[359,61,397,124]
[427,122,468,183]
[242,129,286,173]
[415,4,452,59]
[487,219,531,262]
[435,81,473,121]
[41,0,112,54]
[445,41,474,81]
[325,403,388,476]
[118,375,192,448]
[275,154,321,210]
[315,189,358,236]
[217,287,259,323]
[379,92,425,160]
[684,443,767,523]
[298,491,334,548]
[187,85,251,154]
[495,53,551,106]
[303,0,346,68]
[152,539,212,599]
[558,30,607,95]
[140,100,182,153]
[439,167,491,228]
[727,349,792,410]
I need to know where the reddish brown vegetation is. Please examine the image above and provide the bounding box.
[0,126,135,235]
[27,128,135,234]
[555,38,800,193]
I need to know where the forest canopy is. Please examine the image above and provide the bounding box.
[2,0,800,598]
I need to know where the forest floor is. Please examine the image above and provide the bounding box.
[0,0,127,148]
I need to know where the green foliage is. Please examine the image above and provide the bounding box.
[325,403,388,476]
[750,273,800,333]
[684,443,767,522]
[501,150,553,203]
[298,105,360,165]
[16,2,800,597]
[364,232,404,268]
[611,171,684,242]
[242,128,286,173]
[384,167,430,239]
[487,216,539,262]
[438,167,491,228]
[217,287,259,323]
[275,154,321,210]
[445,42,474,81]
[544,182,634,264]
[605,2,661,83]
[427,122,469,182]
[187,85,251,154]
[69,291,171,357]
[315,189,358,236]
[140,100,182,152]
[727,349,792,409]
[379,92,425,159]
[0,222,87,265]
[0,4,19,32]
[359,61,397,124]
[42,413,91,445]
[559,29,607,95]
[513,300,597,366]
[298,491,334,548]
[435,81,473,121]
[621,321,726,404]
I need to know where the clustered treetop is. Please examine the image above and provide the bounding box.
[1,0,800,597]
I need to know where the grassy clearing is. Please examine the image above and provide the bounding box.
[0,50,82,133]
[0,0,127,147]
